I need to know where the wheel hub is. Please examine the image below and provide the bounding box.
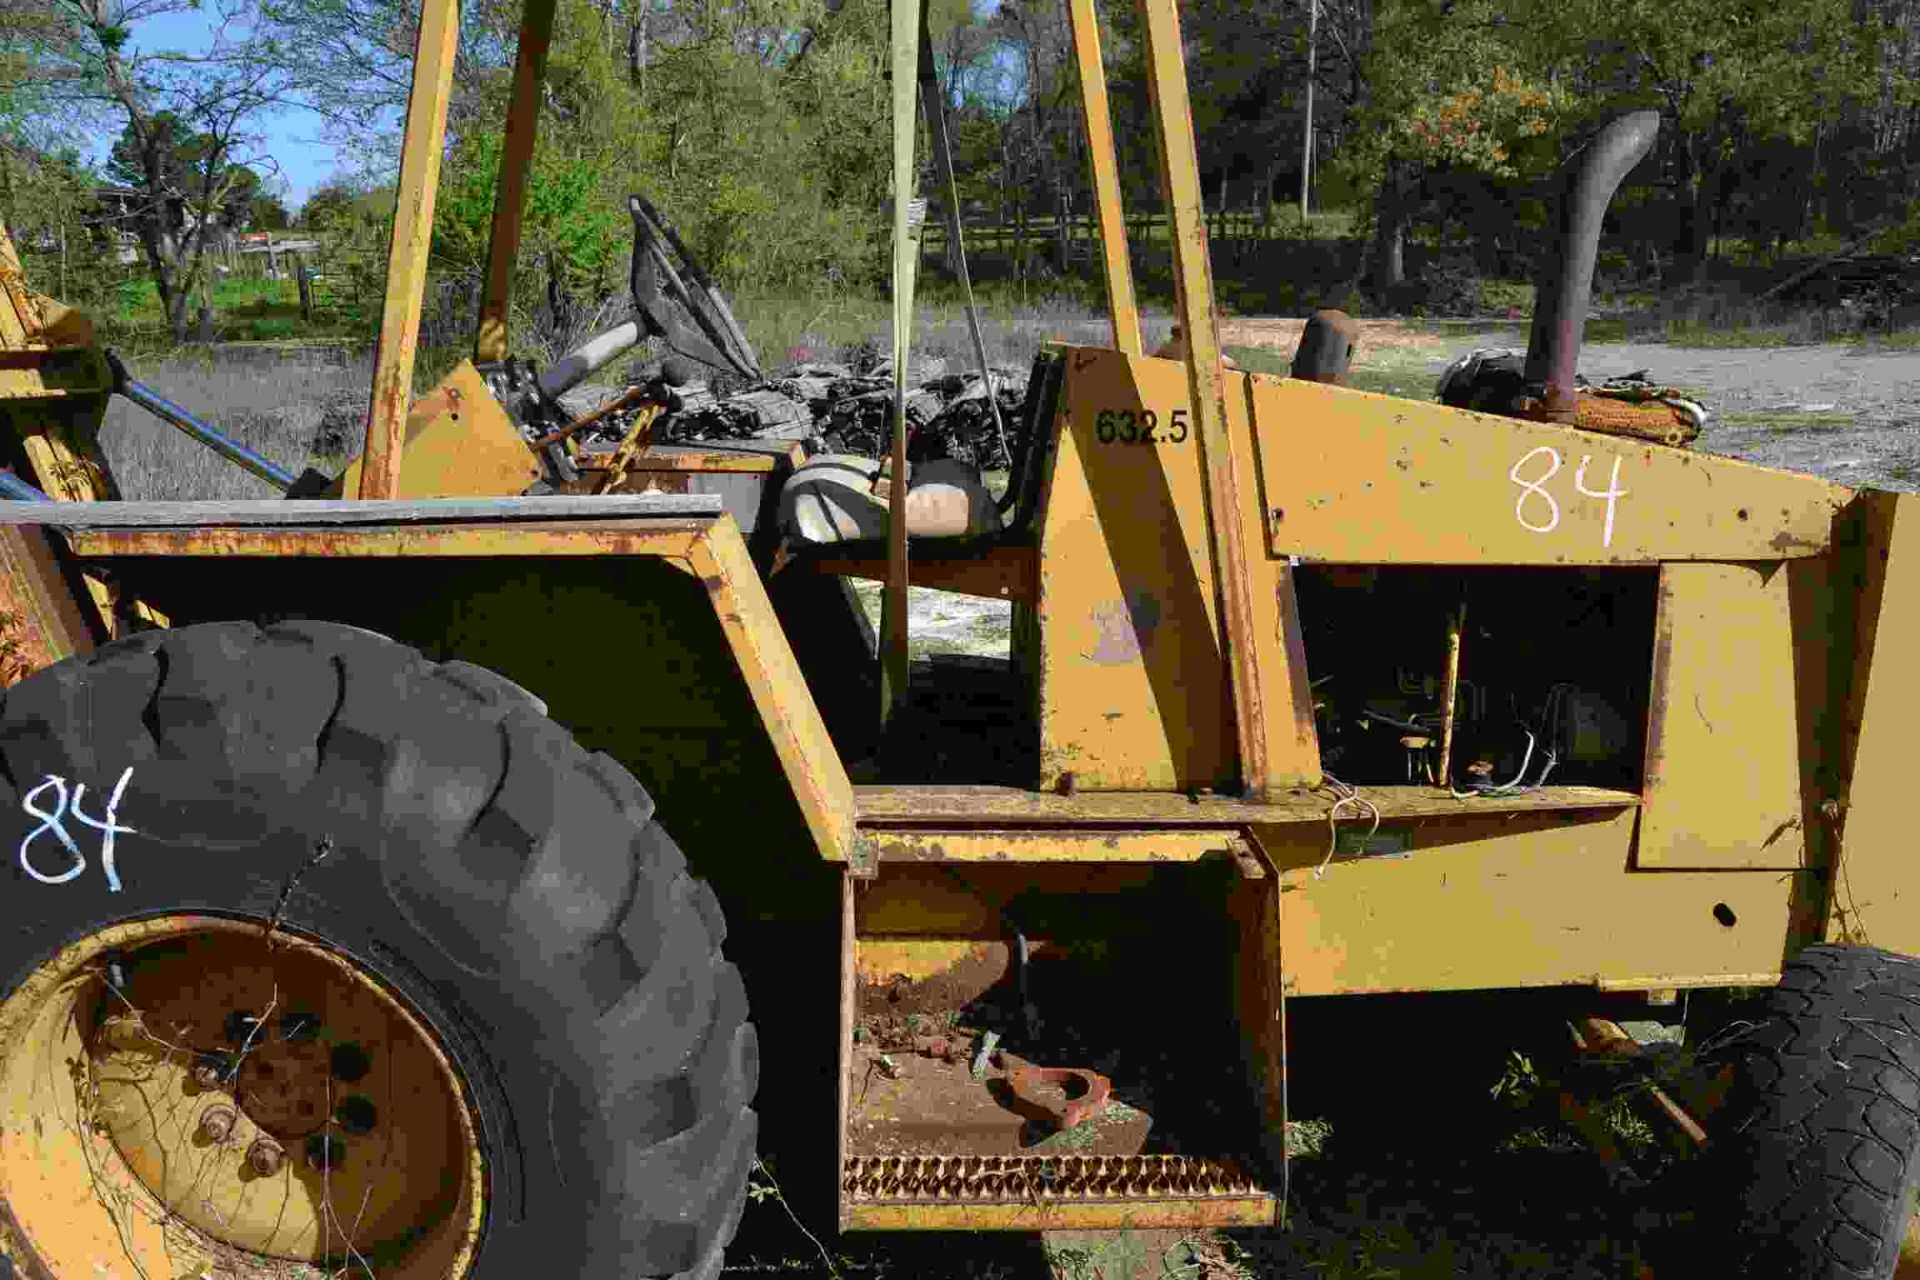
[0,915,485,1278]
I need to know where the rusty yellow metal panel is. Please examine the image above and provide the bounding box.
[361,0,462,499]
[1036,349,1318,792]
[66,520,710,559]
[1825,492,1920,951]
[0,525,97,679]
[863,827,1245,864]
[1247,377,1846,564]
[1267,808,1794,996]
[853,781,1640,824]
[685,518,858,867]
[1135,0,1271,800]
[1228,861,1287,1177]
[331,361,542,500]
[1636,562,1820,869]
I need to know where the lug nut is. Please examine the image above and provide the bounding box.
[246,1137,285,1176]
[197,1104,237,1143]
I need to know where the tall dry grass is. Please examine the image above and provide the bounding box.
[98,347,370,501]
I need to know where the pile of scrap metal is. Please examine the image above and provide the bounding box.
[636,361,1031,471]
[485,191,1030,483]
[1435,348,1710,447]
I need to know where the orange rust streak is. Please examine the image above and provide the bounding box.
[843,1198,1278,1231]
[803,545,1036,603]
[64,520,713,559]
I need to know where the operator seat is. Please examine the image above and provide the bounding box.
[777,455,1003,544]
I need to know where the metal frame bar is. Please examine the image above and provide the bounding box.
[1067,0,1141,355]
[475,0,558,364]
[1135,0,1271,799]
[361,0,464,500]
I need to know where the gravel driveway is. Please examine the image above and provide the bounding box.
[1395,329,1920,493]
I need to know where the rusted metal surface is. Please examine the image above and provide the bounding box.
[474,0,557,364]
[1066,0,1141,356]
[800,542,1036,603]
[1267,807,1795,996]
[685,517,859,866]
[592,449,781,475]
[1227,851,1288,1180]
[532,385,656,451]
[838,870,858,1231]
[840,1154,1275,1230]
[0,915,483,1278]
[361,0,462,499]
[1005,1061,1112,1131]
[1136,0,1270,801]
[854,782,1640,825]
[65,519,713,559]
[1523,113,1661,424]
[1290,309,1358,385]
[333,360,543,500]
[1637,561,1816,869]
[863,827,1244,864]
[592,403,665,494]
[0,523,97,680]
[1249,375,1847,564]
[1822,491,1920,950]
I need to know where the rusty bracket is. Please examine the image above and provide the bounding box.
[1228,833,1267,879]
[1005,1059,1113,1133]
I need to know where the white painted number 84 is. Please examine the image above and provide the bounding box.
[19,768,137,893]
[1509,446,1627,549]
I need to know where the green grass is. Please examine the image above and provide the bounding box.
[111,273,372,344]
[1718,410,1856,431]
[1223,344,1439,401]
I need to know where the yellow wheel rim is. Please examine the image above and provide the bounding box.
[0,914,486,1278]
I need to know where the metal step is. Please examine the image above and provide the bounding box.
[840,1153,1278,1230]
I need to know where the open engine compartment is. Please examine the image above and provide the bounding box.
[1293,565,1661,794]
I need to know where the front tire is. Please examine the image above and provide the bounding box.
[0,621,757,1278]
[1695,943,1920,1279]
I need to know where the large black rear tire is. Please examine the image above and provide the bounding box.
[0,621,757,1278]
[1695,943,1920,1280]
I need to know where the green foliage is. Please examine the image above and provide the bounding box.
[1334,0,1572,194]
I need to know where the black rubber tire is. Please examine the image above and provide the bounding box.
[0,621,757,1279]
[1693,943,1920,1280]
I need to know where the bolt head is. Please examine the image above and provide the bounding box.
[197,1104,237,1143]
[246,1138,285,1176]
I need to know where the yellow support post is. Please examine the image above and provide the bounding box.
[880,0,923,733]
[1135,0,1271,800]
[475,0,557,364]
[361,0,462,501]
[1067,0,1141,355]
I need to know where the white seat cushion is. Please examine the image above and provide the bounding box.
[778,454,1004,545]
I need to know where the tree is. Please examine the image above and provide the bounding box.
[1547,0,1878,282]
[32,0,293,338]
[250,191,289,230]
[1324,0,1570,296]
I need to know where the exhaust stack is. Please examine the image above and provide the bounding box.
[1522,111,1661,422]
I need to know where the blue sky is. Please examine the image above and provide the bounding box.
[81,6,367,207]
